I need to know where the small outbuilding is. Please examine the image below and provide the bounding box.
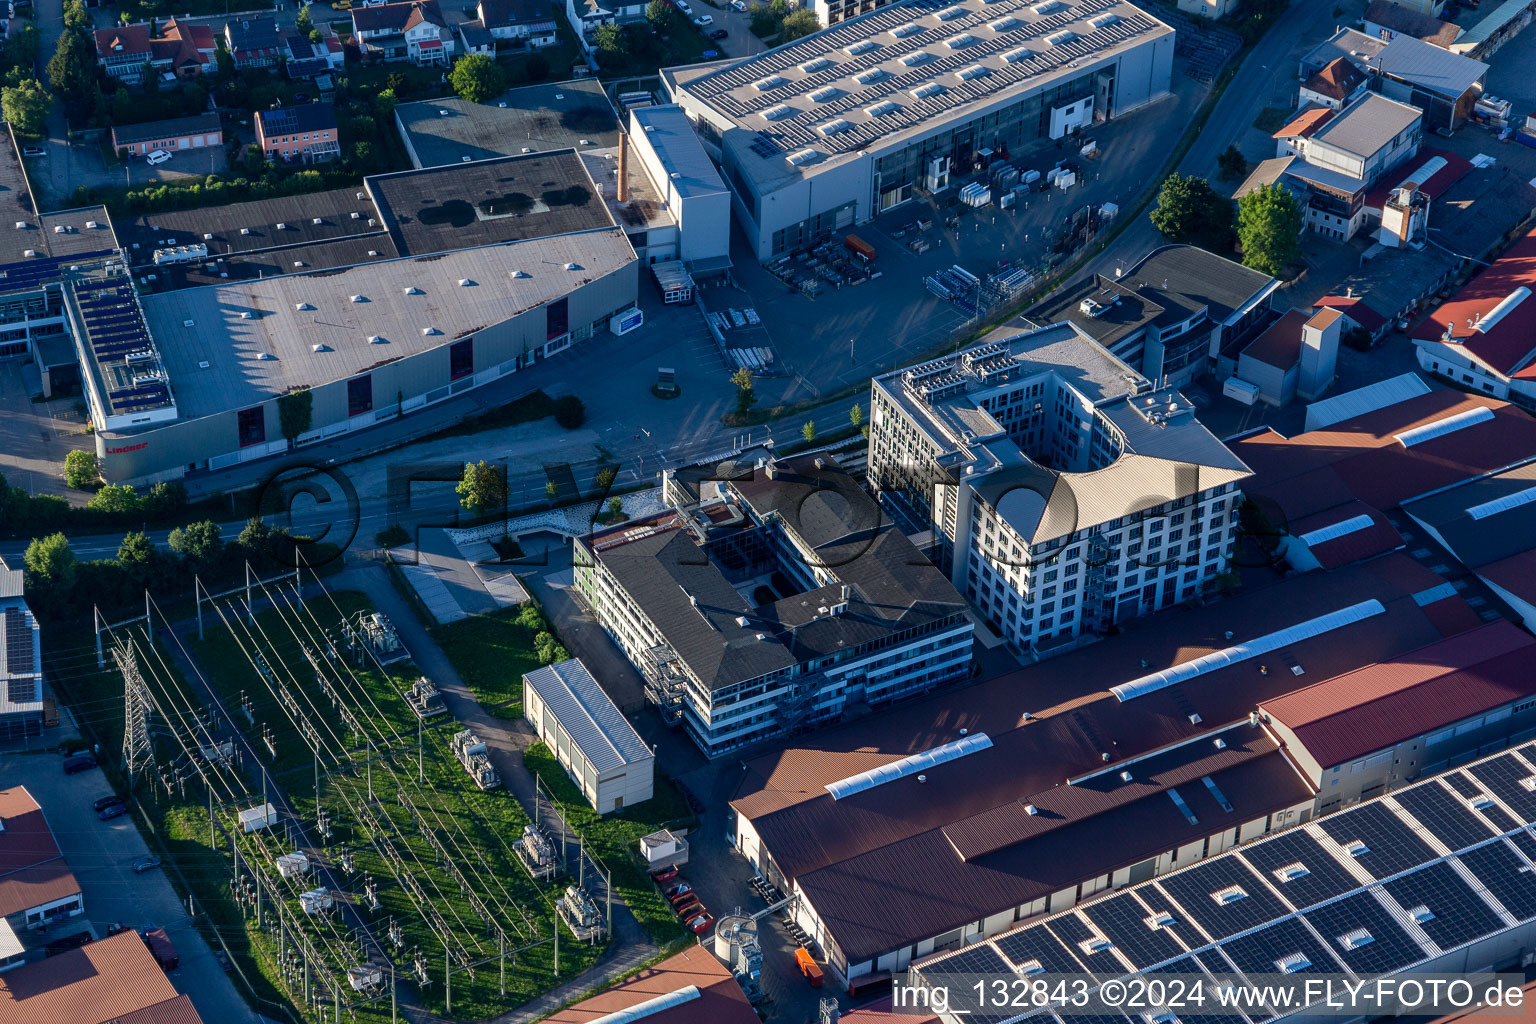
[524,658,653,813]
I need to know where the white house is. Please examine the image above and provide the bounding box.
[351,0,455,65]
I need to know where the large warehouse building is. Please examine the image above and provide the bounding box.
[662,0,1174,260]
[80,150,639,484]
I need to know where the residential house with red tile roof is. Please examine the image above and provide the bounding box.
[256,103,341,163]
[94,18,215,84]
[351,0,455,65]
[1411,226,1536,408]
[0,786,81,970]
[1297,57,1367,110]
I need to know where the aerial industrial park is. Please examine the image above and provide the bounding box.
[5,0,1536,1022]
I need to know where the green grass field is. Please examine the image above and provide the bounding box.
[429,606,546,718]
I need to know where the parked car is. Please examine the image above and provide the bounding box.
[730,0,745,9]
[98,802,128,821]
[145,150,171,165]
[21,146,44,158]
[693,13,712,24]
[133,856,162,873]
[333,0,351,7]
[674,0,692,11]
[709,27,728,38]
[63,754,98,775]
[686,913,714,935]
[650,865,679,885]
[214,950,232,972]
[93,794,123,811]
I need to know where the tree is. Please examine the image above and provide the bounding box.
[801,420,816,443]
[1148,173,1233,251]
[1237,182,1302,277]
[449,53,506,103]
[46,22,95,111]
[646,0,673,26]
[145,480,186,518]
[141,62,159,93]
[731,366,756,417]
[62,0,89,30]
[544,480,558,501]
[237,516,274,552]
[25,533,77,592]
[64,449,99,489]
[3,26,40,77]
[373,88,398,122]
[849,402,863,429]
[457,460,507,518]
[1217,145,1247,181]
[594,23,624,54]
[168,520,223,567]
[553,394,586,429]
[117,531,158,581]
[277,388,313,447]
[607,496,623,516]
[1,79,50,138]
[351,140,380,172]
[87,483,143,516]
[782,9,819,39]
[748,2,778,35]
[295,4,313,33]
[595,466,617,490]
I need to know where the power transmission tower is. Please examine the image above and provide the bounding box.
[116,642,155,786]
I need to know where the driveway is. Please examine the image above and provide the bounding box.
[0,749,269,1024]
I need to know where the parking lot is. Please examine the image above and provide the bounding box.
[0,747,269,1024]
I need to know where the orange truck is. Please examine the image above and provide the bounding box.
[794,946,823,988]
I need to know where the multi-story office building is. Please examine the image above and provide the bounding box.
[868,324,1250,650]
[663,0,1174,260]
[574,451,973,756]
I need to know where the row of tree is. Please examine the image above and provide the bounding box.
[0,467,189,538]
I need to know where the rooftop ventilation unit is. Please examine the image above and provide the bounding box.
[1212,737,1226,750]
[1144,911,1175,929]
[1273,862,1309,882]
[293,261,307,268]
[1024,802,1038,815]
[1394,406,1495,447]
[763,103,796,121]
[936,3,965,18]
[956,64,990,81]
[800,56,833,72]
[1467,485,1536,521]
[1343,839,1369,857]
[910,81,945,100]
[844,39,879,55]
[1467,794,1495,811]
[458,278,475,287]
[22,249,35,258]
[368,335,386,344]
[866,100,901,117]
[1520,776,1536,793]
[12,221,25,230]
[1211,885,1247,905]
[1338,928,1374,951]
[53,225,64,234]
[312,343,331,352]
[422,327,441,336]
[351,212,361,219]
[565,262,582,271]
[351,294,367,303]
[1118,771,1132,783]
[276,222,287,230]
[256,352,276,361]
[892,21,923,37]
[240,228,251,235]
[855,68,889,85]
[203,232,214,240]
[1017,958,1044,974]
[510,270,530,279]
[755,74,787,90]
[824,732,993,799]
[87,221,100,229]
[239,311,253,319]
[403,286,422,295]
[1275,952,1312,974]
[1409,905,1435,924]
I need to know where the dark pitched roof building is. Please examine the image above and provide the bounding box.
[110,112,222,151]
[223,15,284,66]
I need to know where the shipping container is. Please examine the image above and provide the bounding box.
[844,234,876,262]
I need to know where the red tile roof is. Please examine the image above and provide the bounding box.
[540,947,756,1024]
[94,24,151,58]
[0,786,79,919]
[1241,308,1309,370]
[843,1002,940,1024]
[1475,547,1536,607]
[1274,106,1335,139]
[0,931,184,1024]
[1235,389,1536,521]
[1260,621,1536,768]
[1314,294,1388,332]
[1413,227,1536,376]
[1302,57,1366,102]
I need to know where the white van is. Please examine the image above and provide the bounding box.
[146,150,172,165]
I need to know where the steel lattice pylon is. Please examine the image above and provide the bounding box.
[115,642,155,786]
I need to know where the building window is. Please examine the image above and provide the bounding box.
[449,337,474,381]
[237,406,265,448]
[347,375,373,417]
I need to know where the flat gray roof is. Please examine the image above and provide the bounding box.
[1310,93,1423,161]
[524,658,651,775]
[630,105,729,202]
[367,150,615,258]
[394,80,621,168]
[39,207,117,258]
[672,0,1169,173]
[144,229,635,419]
[1307,27,1486,99]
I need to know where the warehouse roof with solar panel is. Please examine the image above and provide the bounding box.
[665,0,1171,185]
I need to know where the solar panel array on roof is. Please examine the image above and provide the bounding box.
[909,741,1536,1014]
[684,0,1162,159]
[67,266,174,417]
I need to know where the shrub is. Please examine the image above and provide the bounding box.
[64,449,99,489]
